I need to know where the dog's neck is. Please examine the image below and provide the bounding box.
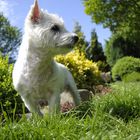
[22,37,55,74]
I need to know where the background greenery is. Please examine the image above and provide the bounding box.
[112,57,140,81]
[0,56,24,118]
[0,13,21,63]
[0,0,140,139]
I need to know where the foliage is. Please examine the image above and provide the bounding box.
[117,22,140,47]
[105,34,124,67]
[55,50,101,91]
[0,13,21,63]
[73,22,88,53]
[86,29,110,72]
[112,57,140,81]
[105,33,140,67]
[73,23,110,72]
[83,0,140,32]
[96,60,110,72]
[84,0,140,61]
[0,56,23,117]
[0,82,140,139]
[123,72,140,82]
[86,29,106,62]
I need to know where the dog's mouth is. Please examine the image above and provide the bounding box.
[56,34,78,49]
[56,43,75,49]
[56,38,78,48]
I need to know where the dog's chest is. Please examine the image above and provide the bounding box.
[21,60,55,94]
[15,52,64,97]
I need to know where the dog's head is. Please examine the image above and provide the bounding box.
[25,0,78,54]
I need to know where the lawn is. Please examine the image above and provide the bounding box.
[0,82,140,140]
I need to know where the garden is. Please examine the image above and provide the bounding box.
[0,0,140,139]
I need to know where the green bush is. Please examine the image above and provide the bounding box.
[0,56,23,118]
[123,72,140,82]
[96,60,110,72]
[55,50,101,91]
[112,56,140,81]
[105,33,140,67]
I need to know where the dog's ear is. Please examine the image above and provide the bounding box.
[31,0,40,23]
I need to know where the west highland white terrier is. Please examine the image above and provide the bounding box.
[13,0,81,116]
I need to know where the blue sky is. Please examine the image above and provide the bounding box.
[0,0,111,46]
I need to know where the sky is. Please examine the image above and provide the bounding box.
[0,0,111,47]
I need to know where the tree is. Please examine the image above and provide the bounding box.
[0,13,21,62]
[83,0,140,32]
[83,0,140,67]
[86,29,110,72]
[83,0,140,45]
[86,29,106,62]
[73,22,88,53]
[105,32,140,67]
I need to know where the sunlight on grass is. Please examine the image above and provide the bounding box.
[0,82,140,139]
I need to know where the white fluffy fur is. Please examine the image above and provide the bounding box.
[12,0,80,116]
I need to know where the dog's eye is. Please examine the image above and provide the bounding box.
[51,25,60,32]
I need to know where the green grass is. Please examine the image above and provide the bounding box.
[0,82,140,140]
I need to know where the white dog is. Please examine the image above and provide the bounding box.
[13,0,81,116]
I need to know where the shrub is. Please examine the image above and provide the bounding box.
[105,33,140,67]
[123,72,140,82]
[96,60,110,72]
[0,56,23,118]
[55,50,101,91]
[112,56,140,81]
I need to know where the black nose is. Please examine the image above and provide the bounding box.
[73,35,79,43]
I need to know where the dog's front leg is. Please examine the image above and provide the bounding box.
[22,95,43,116]
[48,93,60,114]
